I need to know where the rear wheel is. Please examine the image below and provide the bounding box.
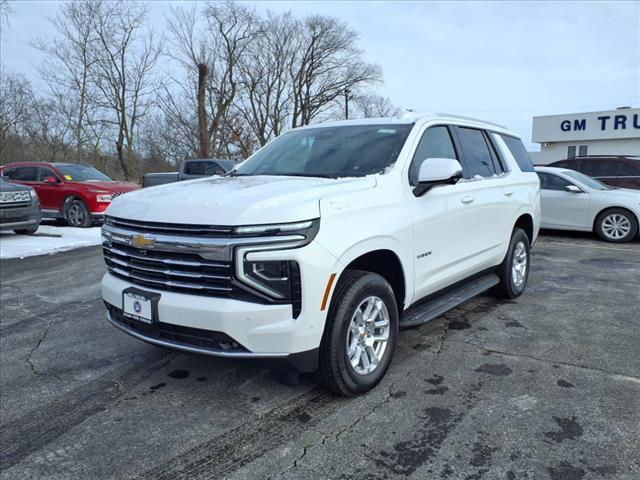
[316,270,398,396]
[64,198,92,228]
[595,208,638,243]
[493,228,530,299]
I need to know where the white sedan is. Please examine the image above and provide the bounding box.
[535,166,640,243]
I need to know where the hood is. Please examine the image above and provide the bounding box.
[72,180,139,192]
[106,175,376,225]
[0,179,31,192]
[592,187,640,211]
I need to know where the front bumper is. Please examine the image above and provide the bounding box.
[0,202,41,231]
[101,265,335,372]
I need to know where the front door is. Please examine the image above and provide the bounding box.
[537,172,590,229]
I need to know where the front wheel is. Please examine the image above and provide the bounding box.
[595,208,638,243]
[493,228,530,299]
[64,198,92,228]
[14,226,38,235]
[316,270,398,396]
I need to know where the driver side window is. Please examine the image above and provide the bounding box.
[537,172,571,191]
[37,167,59,182]
[409,126,457,185]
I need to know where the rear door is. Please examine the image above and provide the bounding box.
[537,172,590,229]
[449,126,514,265]
[36,167,65,210]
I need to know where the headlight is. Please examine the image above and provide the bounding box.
[242,260,297,299]
[96,194,112,203]
[29,189,38,199]
[234,220,314,236]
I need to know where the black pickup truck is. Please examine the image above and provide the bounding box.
[142,159,236,188]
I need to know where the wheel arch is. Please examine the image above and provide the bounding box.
[513,213,534,244]
[336,247,408,314]
[592,206,639,233]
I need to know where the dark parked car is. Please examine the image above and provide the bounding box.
[0,177,42,234]
[548,155,640,190]
[142,159,236,188]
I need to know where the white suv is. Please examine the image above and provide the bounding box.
[101,113,540,396]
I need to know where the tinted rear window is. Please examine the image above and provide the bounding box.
[499,135,535,172]
[457,127,497,178]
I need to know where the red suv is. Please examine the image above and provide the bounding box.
[548,156,640,190]
[0,162,139,227]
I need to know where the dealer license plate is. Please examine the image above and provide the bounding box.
[123,291,154,324]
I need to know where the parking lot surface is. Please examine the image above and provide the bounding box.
[1,233,639,480]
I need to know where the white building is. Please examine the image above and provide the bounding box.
[529,107,640,164]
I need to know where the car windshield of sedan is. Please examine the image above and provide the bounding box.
[564,171,613,190]
[56,164,112,182]
[233,124,413,178]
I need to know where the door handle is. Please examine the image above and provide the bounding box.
[461,195,475,204]
[503,189,514,197]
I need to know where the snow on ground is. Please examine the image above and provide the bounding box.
[0,222,102,259]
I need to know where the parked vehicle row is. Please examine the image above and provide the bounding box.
[547,155,640,190]
[142,159,235,188]
[100,113,541,396]
[0,162,139,227]
[536,166,640,243]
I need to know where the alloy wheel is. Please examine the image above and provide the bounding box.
[67,200,85,226]
[511,240,528,288]
[601,214,631,240]
[346,296,390,375]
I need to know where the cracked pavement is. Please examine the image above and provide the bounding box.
[1,232,639,479]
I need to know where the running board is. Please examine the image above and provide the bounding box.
[400,274,499,328]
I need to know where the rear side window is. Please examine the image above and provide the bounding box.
[3,167,37,181]
[610,160,639,176]
[580,160,611,177]
[499,135,535,172]
[184,162,225,176]
[409,126,457,185]
[456,127,496,178]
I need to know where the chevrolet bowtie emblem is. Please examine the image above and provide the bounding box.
[131,234,155,248]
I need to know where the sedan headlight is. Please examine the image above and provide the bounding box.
[96,194,112,203]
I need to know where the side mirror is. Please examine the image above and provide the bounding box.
[565,185,582,193]
[414,158,463,196]
[43,176,59,185]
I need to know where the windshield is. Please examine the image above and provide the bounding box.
[57,164,112,182]
[234,124,413,178]
[563,171,612,190]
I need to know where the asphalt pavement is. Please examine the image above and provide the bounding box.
[1,232,639,480]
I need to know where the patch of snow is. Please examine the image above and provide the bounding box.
[0,223,102,259]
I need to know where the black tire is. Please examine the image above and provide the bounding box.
[14,226,38,235]
[493,228,530,299]
[64,197,92,228]
[316,270,399,397]
[595,208,638,243]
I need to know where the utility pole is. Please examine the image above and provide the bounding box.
[344,88,351,119]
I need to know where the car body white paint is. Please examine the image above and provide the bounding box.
[535,166,640,233]
[102,114,540,359]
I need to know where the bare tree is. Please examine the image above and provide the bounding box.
[166,1,259,158]
[91,0,162,179]
[0,68,32,162]
[25,92,75,162]
[353,93,401,118]
[238,12,295,146]
[0,0,12,27]
[289,15,382,128]
[33,0,101,164]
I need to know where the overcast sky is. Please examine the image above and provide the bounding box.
[1,0,638,149]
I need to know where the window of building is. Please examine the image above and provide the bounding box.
[567,146,577,158]
[578,145,588,156]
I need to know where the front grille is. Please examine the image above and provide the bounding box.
[107,304,249,353]
[1,214,32,224]
[104,242,235,297]
[105,215,234,237]
[0,191,31,205]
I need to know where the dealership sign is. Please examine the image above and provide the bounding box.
[532,108,640,143]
